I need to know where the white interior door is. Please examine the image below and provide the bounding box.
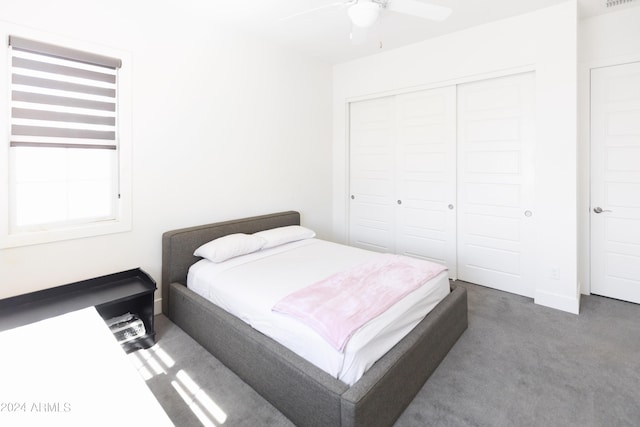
[349,96,396,253]
[457,72,536,297]
[591,62,640,304]
[395,86,457,275]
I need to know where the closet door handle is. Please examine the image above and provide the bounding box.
[397,200,402,205]
[593,206,611,214]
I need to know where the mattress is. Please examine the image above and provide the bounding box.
[187,238,450,385]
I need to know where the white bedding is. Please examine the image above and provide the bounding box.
[187,238,450,385]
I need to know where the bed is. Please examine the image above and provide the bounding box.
[162,211,467,427]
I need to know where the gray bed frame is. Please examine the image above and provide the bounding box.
[162,211,467,427]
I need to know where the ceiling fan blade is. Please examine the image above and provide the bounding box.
[386,0,452,22]
[279,2,348,22]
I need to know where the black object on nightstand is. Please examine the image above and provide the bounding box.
[0,268,156,353]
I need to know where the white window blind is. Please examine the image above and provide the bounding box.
[8,36,123,232]
[9,35,121,150]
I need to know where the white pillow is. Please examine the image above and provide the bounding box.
[194,233,266,263]
[253,225,316,249]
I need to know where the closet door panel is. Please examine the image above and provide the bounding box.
[396,86,457,274]
[349,96,396,252]
[457,72,535,297]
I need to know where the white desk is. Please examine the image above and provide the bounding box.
[0,307,173,426]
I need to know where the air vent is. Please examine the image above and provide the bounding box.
[606,0,635,7]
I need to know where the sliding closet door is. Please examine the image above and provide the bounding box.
[349,86,457,274]
[349,96,396,252]
[395,86,457,274]
[349,75,534,293]
[457,72,536,297]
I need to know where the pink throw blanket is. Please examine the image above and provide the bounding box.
[272,254,447,352]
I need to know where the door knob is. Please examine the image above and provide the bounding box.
[593,207,612,214]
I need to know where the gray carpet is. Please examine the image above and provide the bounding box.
[129,282,640,426]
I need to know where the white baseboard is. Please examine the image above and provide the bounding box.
[154,298,163,316]
[534,289,580,314]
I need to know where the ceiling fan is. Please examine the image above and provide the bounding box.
[281,0,452,29]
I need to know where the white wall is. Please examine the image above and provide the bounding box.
[333,1,579,313]
[0,0,333,309]
[578,6,640,295]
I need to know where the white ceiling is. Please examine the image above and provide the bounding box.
[201,0,639,64]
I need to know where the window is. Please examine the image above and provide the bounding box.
[1,29,131,248]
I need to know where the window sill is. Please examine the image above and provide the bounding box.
[0,218,131,249]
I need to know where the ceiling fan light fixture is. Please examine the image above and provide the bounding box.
[348,2,381,28]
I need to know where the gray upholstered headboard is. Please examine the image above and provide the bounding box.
[161,211,300,315]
